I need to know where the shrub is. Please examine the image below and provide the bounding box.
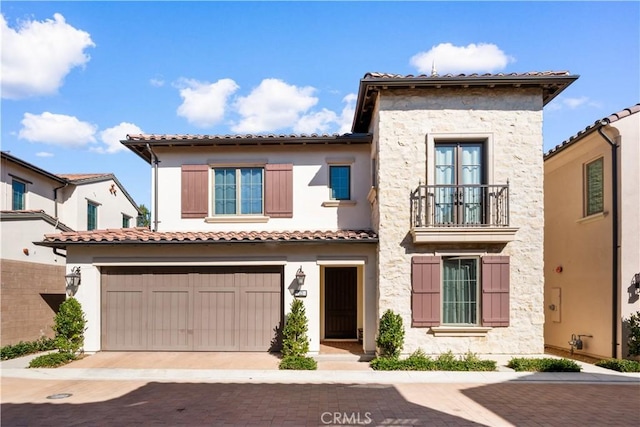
[370,349,496,371]
[278,355,317,370]
[376,310,404,358]
[596,358,640,373]
[28,352,76,368]
[1,337,56,360]
[53,297,87,355]
[281,299,310,358]
[507,357,581,372]
[627,311,640,357]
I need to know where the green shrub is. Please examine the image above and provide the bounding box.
[508,357,581,372]
[627,311,640,357]
[278,355,317,370]
[28,352,76,368]
[596,358,640,373]
[404,348,434,370]
[53,297,87,355]
[376,310,404,358]
[370,349,497,371]
[281,299,310,358]
[1,337,56,360]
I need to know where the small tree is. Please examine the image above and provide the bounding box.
[628,311,640,357]
[281,299,310,357]
[53,297,87,355]
[376,309,405,358]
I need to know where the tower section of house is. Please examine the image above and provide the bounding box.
[39,135,379,354]
[353,72,578,355]
[1,152,140,345]
[544,104,640,359]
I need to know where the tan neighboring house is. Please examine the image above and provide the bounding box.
[544,103,640,359]
[0,151,141,346]
[37,71,577,356]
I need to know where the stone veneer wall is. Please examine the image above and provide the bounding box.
[1,259,65,346]
[375,87,545,355]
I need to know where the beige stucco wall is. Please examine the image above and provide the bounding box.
[66,243,377,354]
[544,112,640,359]
[374,87,545,355]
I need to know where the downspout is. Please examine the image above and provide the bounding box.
[597,123,619,358]
[146,144,159,232]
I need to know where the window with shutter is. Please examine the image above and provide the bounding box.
[264,164,293,218]
[411,256,441,327]
[181,164,209,218]
[481,256,510,327]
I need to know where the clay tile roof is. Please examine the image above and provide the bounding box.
[363,71,574,79]
[56,173,112,182]
[545,103,640,159]
[37,227,378,248]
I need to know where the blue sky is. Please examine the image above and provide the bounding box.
[2,1,639,209]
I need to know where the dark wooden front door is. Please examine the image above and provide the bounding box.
[324,267,357,339]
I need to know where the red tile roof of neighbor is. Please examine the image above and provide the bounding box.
[56,173,112,181]
[37,227,378,247]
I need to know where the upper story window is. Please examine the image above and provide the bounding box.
[329,165,351,200]
[584,157,604,216]
[122,214,131,228]
[213,167,263,215]
[87,201,98,230]
[12,179,26,210]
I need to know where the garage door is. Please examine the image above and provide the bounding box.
[101,266,282,351]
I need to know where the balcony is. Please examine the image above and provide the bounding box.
[410,184,518,244]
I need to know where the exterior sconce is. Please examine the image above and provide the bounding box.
[295,266,306,287]
[65,266,81,297]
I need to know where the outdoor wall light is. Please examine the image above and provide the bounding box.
[295,266,306,286]
[65,266,81,297]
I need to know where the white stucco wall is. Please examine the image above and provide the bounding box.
[0,158,59,213]
[374,87,545,355]
[151,145,372,232]
[1,219,66,265]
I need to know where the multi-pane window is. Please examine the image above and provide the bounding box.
[87,202,98,230]
[585,158,604,216]
[434,142,484,225]
[329,165,350,200]
[442,257,479,325]
[122,214,131,228]
[214,167,263,215]
[12,180,26,210]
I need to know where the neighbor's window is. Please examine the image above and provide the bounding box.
[585,157,604,216]
[12,179,26,210]
[329,165,351,200]
[87,202,98,230]
[122,214,131,228]
[213,167,263,215]
[442,257,479,325]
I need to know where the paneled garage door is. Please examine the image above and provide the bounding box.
[101,266,282,351]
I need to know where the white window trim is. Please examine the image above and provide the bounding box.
[209,166,265,217]
[440,255,481,327]
[426,132,494,186]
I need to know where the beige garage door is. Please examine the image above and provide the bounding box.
[101,266,282,351]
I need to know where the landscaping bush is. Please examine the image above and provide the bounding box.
[28,352,76,368]
[53,297,87,355]
[1,337,56,360]
[507,357,581,372]
[376,310,404,358]
[627,311,640,357]
[370,349,496,371]
[595,358,640,373]
[279,355,318,370]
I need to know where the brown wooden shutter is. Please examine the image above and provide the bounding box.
[411,256,441,327]
[264,164,293,218]
[181,164,209,218]
[481,256,510,327]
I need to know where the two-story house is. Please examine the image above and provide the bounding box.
[1,151,141,345]
[544,103,640,359]
[38,71,577,356]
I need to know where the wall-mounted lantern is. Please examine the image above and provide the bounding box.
[65,266,81,297]
[295,266,306,287]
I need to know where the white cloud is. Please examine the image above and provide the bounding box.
[36,151,54,157]
[337,93,357,134]
[410,43,514,75]
[150,78,165,87]
[294,109,338,134]
[176,78,239,127]
[232,79,318,133]
[546,96,601,111]
[1,13,95,99]
[94,122,144,154]
[18,112,97,147]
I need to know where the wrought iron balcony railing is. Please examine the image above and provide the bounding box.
[410,184,510,228]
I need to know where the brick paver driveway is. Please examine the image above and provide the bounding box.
[2,377,638,426]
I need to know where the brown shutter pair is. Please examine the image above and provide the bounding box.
[411,255,510,327]
[180,164,293,218]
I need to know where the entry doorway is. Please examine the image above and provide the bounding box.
[324,267,357,339]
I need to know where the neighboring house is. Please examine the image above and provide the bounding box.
[0,152,141,346]
[37,71,577,355]
[544,103,640,359]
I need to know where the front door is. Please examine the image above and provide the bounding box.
[324,267,357,339]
